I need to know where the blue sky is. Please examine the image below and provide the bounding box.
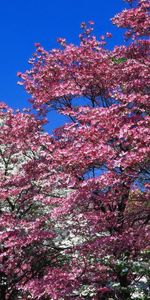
[0,0,128,132]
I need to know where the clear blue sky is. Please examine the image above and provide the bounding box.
[0,0,128,132]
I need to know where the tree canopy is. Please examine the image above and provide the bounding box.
[0,0,150,299]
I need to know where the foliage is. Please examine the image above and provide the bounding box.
[1,0,150,299]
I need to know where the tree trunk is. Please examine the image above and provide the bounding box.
[118,273,131,300]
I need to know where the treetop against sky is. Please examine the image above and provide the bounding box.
[0,0,150,299]
[1,0,129,131]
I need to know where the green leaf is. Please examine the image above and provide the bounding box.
[111,57,127,64]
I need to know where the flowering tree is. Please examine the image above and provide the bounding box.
[0,103,77,299]
[1,0,150,299]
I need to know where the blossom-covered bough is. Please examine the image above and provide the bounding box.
[0,103,76,299]
[1,0,150,299]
